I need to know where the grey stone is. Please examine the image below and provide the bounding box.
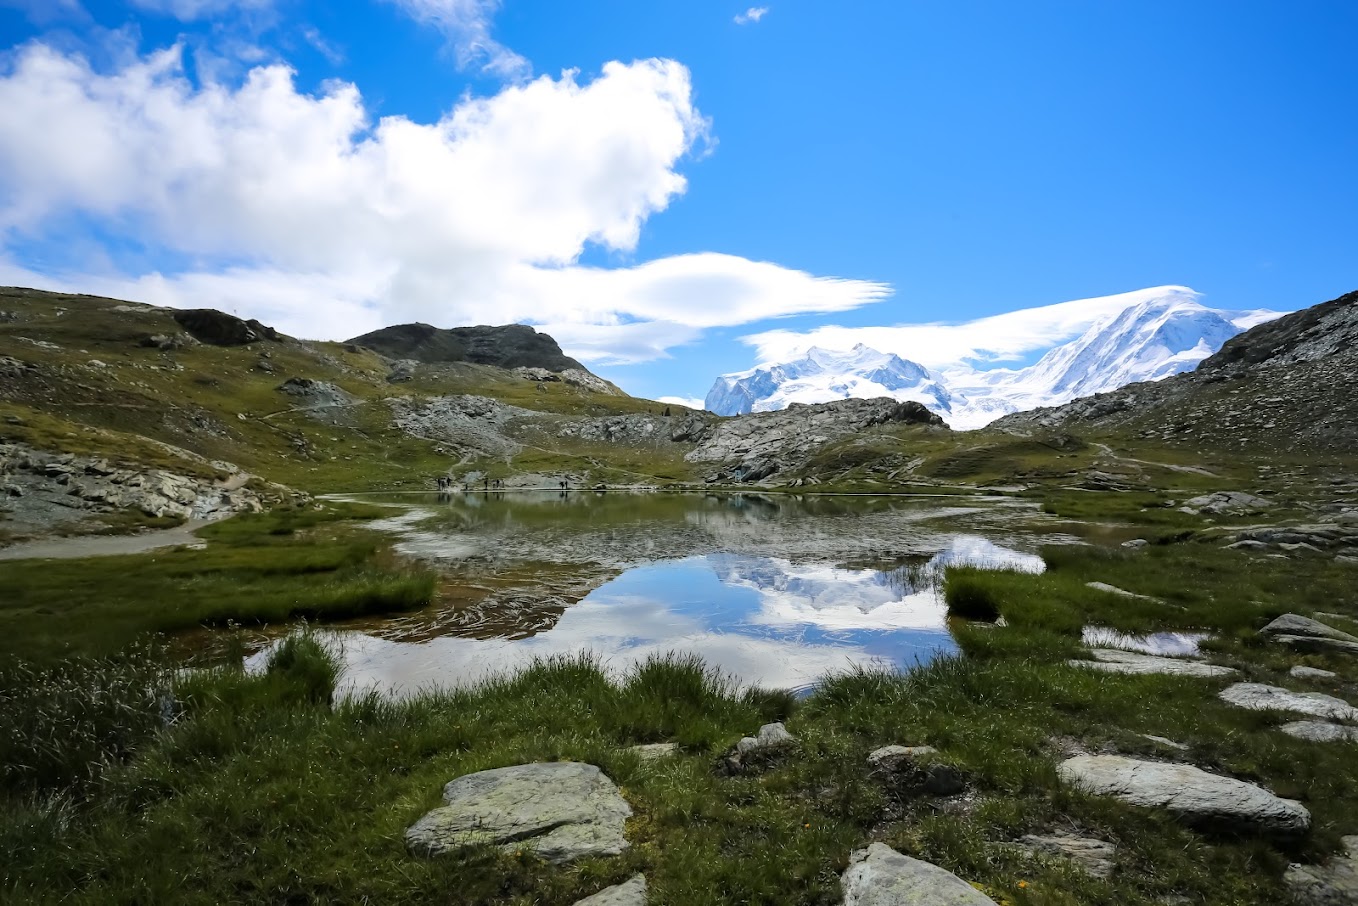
[628,743,679,762]
[1142,735,1190,751]
[1057,754,1310,836]
[1218,683,1358,722]
[1285,836,1358,905]
[841,843,998,906]
[1281,722,1358,743]
[1014,833,1117,879]
[1227,540,1271,551]
[1292,666,1339,680]
[1086,582,1162,602]
[1262,614,1358,644]
[1275,635,1358,657]
[572,875,647,906]
[1069,649,1237,677]
[736,722,796,757]
[404,762,632,864]
[1122,538,1149,549]
[1183,491,1274,515]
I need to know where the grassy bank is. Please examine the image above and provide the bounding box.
[0,502,436,661]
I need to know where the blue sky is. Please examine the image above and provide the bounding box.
[1,0,1355,403]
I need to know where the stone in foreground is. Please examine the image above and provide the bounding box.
[1014,833,1117,879]
[1274,635,1358,657]
[572,875,647,906]
[1285,836,1358,905]
[405,762,631,864]
[1263,614,1358,644]
[1218,683,1358,722]
[1069,649,1237,677]
[842,843,998,905]
[1057,755,1310,836]
[736,722,796,756]
[1281,721,1358,743]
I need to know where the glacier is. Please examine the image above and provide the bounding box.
[704,289,1280,429]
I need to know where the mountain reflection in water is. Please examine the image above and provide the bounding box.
[255,532,1044,698]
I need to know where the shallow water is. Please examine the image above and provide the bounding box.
[249,491,1063,696]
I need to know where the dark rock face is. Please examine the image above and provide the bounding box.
[172,309,283,346]
[348,323,584,372]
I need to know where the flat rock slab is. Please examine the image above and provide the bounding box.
[1274,635,1358,657]
[1070,649,1237,677]
[1057,755,1310,836]
[628,743,679,762]
[1014,833,1117,879]
[842,843,998,905]
[572,875,647,906]
[1218,683,1358,722]
[1263,614,1358,643]
[1292,666,1340,680]
[1285,836,1358,905]
[405,762,632,864]
[1282,721,1358,743]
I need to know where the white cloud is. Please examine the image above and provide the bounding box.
[387,0,529,79]
[734,6,769,25]
[0,43,890,361]
[743,286,1202,370]
[128,0,272,21]
[657,396,706,411]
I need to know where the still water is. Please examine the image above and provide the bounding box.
[250,491,1062,696]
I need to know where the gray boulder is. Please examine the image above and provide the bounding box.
[1218,683,1358,722]
[1262,614,1358,644]
[1057,754,1310,836]
[841,843,998,905]
[405,762,632,864]
[1292,666,1339,680]
[1069,649,1237,677]
[572,875,647,906]
[1281,722,1358,743]
[1182,491,1273,515]
[1275,635,1358,657]
[1285,836,1358,905]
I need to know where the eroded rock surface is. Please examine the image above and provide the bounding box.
[1263,615,1358,644]
[1057,754,1310,836]
[1069,649,1237,677]
[1286,836,1358,905]
[405,762,632,864]
[1013,833,1117,879]
[1281,722,1358,743]
[842,843,998,906]
[1218,683,1358,722]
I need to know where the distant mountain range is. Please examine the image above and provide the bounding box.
[704,289,1281,428]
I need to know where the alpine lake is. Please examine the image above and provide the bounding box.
[243,490,1079,697]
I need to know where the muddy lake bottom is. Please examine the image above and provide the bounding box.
[238,491,1078,695]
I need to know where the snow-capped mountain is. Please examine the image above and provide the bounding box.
[704,344,954,416]
[704,290,1280,428]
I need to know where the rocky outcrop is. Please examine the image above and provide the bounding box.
[172,309,283,346]
[1181,491,1273,515]
[1263,614,1358,644]
[688,398,946,483]
[1285,836,1358,905]
[1280,722,1358,743]
[1068,649,1237,677]
[841,843,998,905]
[276,377,354,409]
[572,875,647,906]
[404,762,632,864]
[1218,683,1358,722]
[386,394,529,458]
[1057,754,1310,836]
[348,322,586,372]
[558,412,714,446]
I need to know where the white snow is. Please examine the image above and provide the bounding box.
[703,290,1283,428]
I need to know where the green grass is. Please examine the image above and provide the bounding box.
[0,502,435,661]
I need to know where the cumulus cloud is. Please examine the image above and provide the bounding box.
[0,43,890,361]
[734,6,769,25]
[387,0,529,79]
[743,286,1203,370]
[657,396,706,411]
